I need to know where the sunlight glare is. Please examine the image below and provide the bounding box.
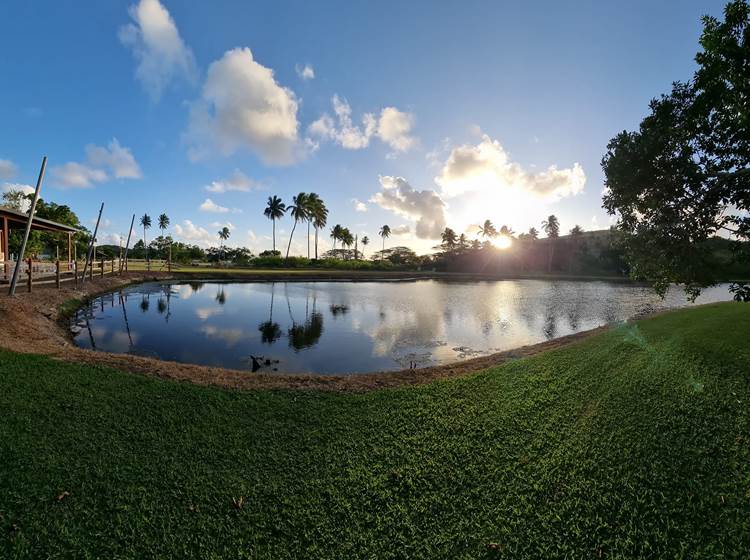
[494,235,512,250]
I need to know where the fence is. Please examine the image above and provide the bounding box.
[0,257,125,292]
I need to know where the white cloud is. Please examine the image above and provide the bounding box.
[391,224,411,235]
[51,162,108,189]
[370,176,447,239]
[119,0,197,101]
[204,169,261,193]
[435,133,585,201]
[352,198,368,212]
[187,47,301,165]
[199,198,229,213]
[50,139,141,188]
[210,221,235,230]
[295,63,315,81]
[173,219,215,247]
[376,107,416,152]
[308,96,416,153]
[0,159,17,179]
[85,139,142,179]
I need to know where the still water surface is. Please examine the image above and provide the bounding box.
[71,280,732,375]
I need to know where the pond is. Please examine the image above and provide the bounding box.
[70,279,733,375]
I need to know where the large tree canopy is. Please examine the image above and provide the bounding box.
[602,0,750,299]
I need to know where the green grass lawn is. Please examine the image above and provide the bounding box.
[1,303,749,558]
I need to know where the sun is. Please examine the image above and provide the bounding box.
[494,235,513,250]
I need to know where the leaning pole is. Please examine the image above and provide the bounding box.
[8,157,47,296]
[121,213,135,273]
[81,202,104,285]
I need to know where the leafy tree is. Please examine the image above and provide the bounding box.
[218,227,230,260]
[264,195,286,253]
[440,227,458,252]
[542,215,560,273]
[285,192,308,259]
[528,227,539,240]
[330,224,343,250]
[308,194,328,259]
[361,235,370,258]
[158,213,170,263]
[602,0,750,298]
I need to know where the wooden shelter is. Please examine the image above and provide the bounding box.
[0,205,78,265]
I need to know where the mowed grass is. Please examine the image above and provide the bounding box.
[1,303,749,559]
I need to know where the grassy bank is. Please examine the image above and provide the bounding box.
[1,303,748,558]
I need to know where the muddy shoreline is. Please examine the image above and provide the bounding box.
[0,272,608,392]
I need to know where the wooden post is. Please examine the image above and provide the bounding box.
[89,260,93,280]
[74,260,78,289]
[67,233,72,271]
[111,258,114,274]
[26,258,32,293]
[9,157,46,296]
[100,257,105,278]
[81,202,103,286]
[122,214,135,275]
[55,259,61,289]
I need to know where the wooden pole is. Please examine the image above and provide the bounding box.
[111,258,114,274]
[67,232,72,271]
[100,257,104,278]
[9,156,47,295]
[27,258,32,293]
[56,259,60,289]
[74,260,78,289]
[81,202,103,285]
[122,214,135,274]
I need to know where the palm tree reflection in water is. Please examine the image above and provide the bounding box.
[258,282,282,344]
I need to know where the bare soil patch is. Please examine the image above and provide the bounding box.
[0,272,606,392]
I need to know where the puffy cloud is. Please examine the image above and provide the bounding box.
[85,139,142,179]
[0,159,17,179]
[351,198,368,212]
[370,176,447,239]
[187,48,301,165]
[390,224,411,235]
[376,107,416,152]
[210,221,235,230]
[50,139,141,188]
[51,162,108,189]
[119,0,197,101]
[308,96,416,153]
[204,169,261,193]
[295,63,315,81]
[435,134,585,201]
[173,219,214,247]
[199,198,228,213]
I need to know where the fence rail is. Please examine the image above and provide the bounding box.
[1,258,126,292]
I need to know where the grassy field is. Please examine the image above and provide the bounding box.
[1,303,748,558]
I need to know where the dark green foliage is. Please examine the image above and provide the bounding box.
[1,303,748,558]
[602,1,750,298]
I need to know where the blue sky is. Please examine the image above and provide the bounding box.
[0,0,726,254]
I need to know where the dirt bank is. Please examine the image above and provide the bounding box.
[0,272,606,392]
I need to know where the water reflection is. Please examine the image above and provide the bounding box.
[71,279,734,375]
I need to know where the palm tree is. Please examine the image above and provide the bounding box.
[308,194,328,259]
[528,227,539,240]
[478,219,497,239]
[542,215,560,272]
[378,225,391,259]
[330,224,343,250]
[264,196,286,253]
[569,225,584,236]
[441,227,458,251]
[158,213,170,264]
[457,233,468,251]
[340,228,354,258]
[285,192,308,259]
[140,213,152,263]
[218,226,230,260]
[499,225,515,238]
[568,225,584,273]
[361,235,370,258]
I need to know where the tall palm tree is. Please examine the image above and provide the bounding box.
[308,194,328,259]
[218,226,230,260]
[457,233,468,251]
[304,193,322,259]
[441,227,458,251]
[264,196,286,253]
[285,192,308,259]
[499,225,515,238]
[528,227,539,240]
[158,213,170,264]
[140,213,152,262]
[542,215,560,273]
[341,228,354,258]
[478,219,497,239]
[378,224,391,259]
[361,235,370,258]
[330,224,343,250]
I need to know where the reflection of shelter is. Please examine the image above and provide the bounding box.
[0,206,78,277]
